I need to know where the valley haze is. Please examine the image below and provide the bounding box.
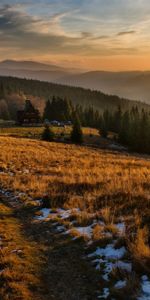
[0,59,150,104]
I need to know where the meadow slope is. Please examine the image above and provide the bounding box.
[0,137,150,299]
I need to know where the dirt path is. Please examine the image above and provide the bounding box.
[0,193,100,300]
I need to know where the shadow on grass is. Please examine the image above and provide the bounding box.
[13,204,100,300]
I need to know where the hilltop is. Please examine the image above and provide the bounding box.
[1,60,150,104]
[0,76,149,121]
[60,70,150,105]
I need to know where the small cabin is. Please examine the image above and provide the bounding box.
[17,100,41,126]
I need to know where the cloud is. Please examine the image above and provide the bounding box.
[0,1,150,62]
[0,5,83,54]
[0,4,118,57]
[117,31,136,36]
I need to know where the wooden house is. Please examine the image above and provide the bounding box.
[17,100,41,126]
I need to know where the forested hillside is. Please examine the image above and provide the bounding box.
[0,76,149,120]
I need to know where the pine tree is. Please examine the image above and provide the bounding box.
[99,120,108,138]
[0,83,6,100]
[42,125,54,142]
[113,105,122,133]
[119,111,130,145]
[0,99,10,120]
[43,99,51,120]
[71,116,83,144]
[139,111,150,153]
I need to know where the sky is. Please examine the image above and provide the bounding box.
[0,0,150,70]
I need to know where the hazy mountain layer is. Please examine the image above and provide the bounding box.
[0,60,150,105]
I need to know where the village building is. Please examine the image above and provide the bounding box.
[17,100,41,126]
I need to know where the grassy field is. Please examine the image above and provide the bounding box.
[0,125,71,137]
[0,136,150,299]
[0,126,115,147]
[0,126,98,138]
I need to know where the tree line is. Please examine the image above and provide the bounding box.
[0,76,149,121]
[100,106,150,154]
[43,97,106,128]
[0,76,150,154]
[43,97,150,154]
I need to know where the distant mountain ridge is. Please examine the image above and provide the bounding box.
[0,59,81,86]
[0,60,67,72]
[0,75,149,112]
[0,60,150,104]
[59,71,150,104]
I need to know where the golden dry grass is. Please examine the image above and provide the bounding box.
[0,126,98,139]
[0,136,149,205]
[0,125,111,146]
[0,200,46,300]
[0,136,150,264]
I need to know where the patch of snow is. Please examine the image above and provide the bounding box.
[115,261,132,272]
[88,244,126,260]
[102,261,115,281]
[98,288,110,299]
[138,275,150,300]
[55,225,65,232]
[36,207,79,221]
[142,276,148,281]
[89,244,130,283]
[57,208,79,220]
[73,225,93,238]
[57,208,72,219]
[116,222,125,235]
[52,222,59,226]
[36,208,51,220]
[93,259,131,282]
[65,224,94,239]
[96,264,101,271]
[114,280,126,289]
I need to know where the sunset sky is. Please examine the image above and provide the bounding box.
[0,0,150,70]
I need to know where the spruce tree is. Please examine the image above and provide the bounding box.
[43,100,51,120]
[119,111,130,145]
[42,125,54,142]
[139,111,149,153]
[71,116,83,144]
[99,120,108,138]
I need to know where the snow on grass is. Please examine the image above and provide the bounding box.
[73,225,93,238]
[138,276,150,300]
[36,208,51,220]
[88,244,129,282]
[98,288,110,299]
[65,225,93,240]
[88,244,126,260]
[115,261,132,272]
[116,222,125,235]
[55,225,66,233]
[57,208,72,219]
[114,280,126,289]
[102,261,115,281]
[35,206,132,295]
[36,207,79,221]
[94,259,131,282]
